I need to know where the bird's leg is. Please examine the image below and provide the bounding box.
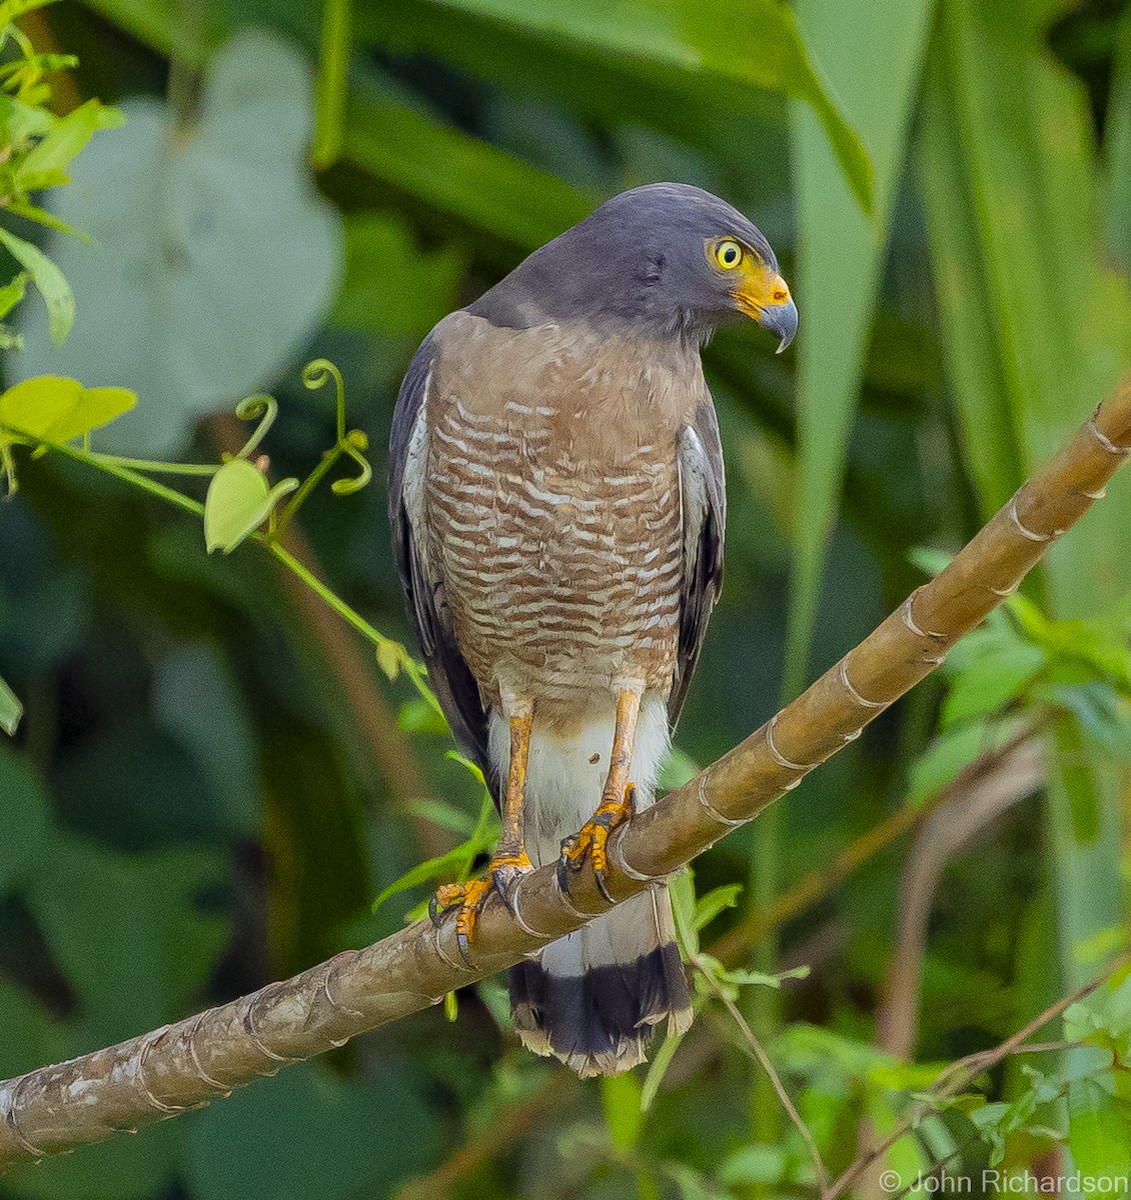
[558,687,642,903]
[432,705,535,962]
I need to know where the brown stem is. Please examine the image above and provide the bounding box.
[0,377,1129,1170]
[696,958,829,1196]
[827,950,1131,1199]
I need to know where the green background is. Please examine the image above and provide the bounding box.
[3,0,1131,1195]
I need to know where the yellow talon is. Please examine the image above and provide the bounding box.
[430,851,535,964]
[559,783,635,902]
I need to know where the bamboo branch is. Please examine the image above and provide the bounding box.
[2,377,1130,1171]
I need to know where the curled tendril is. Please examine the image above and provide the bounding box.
[302,358,371,497]
[302,358,347,444]
[332,442,372,496]
[233,394,278,461]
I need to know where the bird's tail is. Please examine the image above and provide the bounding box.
[509,883,692,1077]
[490,693,692,1077]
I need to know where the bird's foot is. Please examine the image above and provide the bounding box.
[557,783,636,904]
[429,851,534,964]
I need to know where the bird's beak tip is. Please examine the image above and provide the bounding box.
[762,295,798,354]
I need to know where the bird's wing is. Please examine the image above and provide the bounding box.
[389,336,496,797]
[669,400,726,729]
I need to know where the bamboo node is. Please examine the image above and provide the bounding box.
[902,592,945,641]
[1081,485,1108,500]
[766,715,821,772]
[551,872,608,920]
[508,878,558,939]
[5,1076,46,1161]
[188,1011,233,1095]
[432,919,474,973]
[1087,419,1129,458]
[137,1028,189,1114]
[321,955,365,1020]
[694,774,747,828]
[607,825,663,880]
[837,657,886,709]
[1008,496,1053,542]
[242,991,303,1064]
[989,574,1023,597]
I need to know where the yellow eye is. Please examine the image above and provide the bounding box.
[714,239,744,270]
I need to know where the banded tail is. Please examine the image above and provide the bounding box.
[490,694,692,1077]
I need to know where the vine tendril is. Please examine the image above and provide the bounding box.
[302,358,346,444]
[233,394,278,461]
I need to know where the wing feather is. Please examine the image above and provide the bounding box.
[669,401,726,729]
[388,337,497,797]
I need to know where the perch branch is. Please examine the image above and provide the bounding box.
[2,376,1130,1171]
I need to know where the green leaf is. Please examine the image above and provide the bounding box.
[397,697,451,736]
[11,30,343,455]
[692,882,742,931]
[718,1145,787,1187]
[1,376,135,441]
[427,0,872,211]
[601,1071,644,1151]
[668,867,699,957]
[345,87,597,253]
[1069,1076,1131,1175]
[658,745,699,791]
[640,1025,686,1112]
[785,0,933,684]
[5,198,84,237]
[718,965,810,990]
[332,213,464,338]
[370,843,482,916]
[0,674,22,735]
[907,718,1027,805]
[25,835,231,1047]
[0,375,136,441]
[375,639,402,681]
[0,0,60,25]
[371,787,499,915]
[940,639,1046,728]
[185,1062,437,1200]
[0,270,29,319]
[0,226,73,344]
[203,458,298,554]
[13,99,124,193]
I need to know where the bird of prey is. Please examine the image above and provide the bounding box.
[389,183,797,1077]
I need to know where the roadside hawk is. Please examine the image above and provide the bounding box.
[389,183,797,1076]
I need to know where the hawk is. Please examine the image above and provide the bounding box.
[389,183,797,1076]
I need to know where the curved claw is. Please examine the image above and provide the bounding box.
[430,853,534,964]
[556,784,636,904]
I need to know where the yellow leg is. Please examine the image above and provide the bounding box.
[558,688,642,902]
[432,707,535,962]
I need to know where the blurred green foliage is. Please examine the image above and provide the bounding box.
[4,0,1131,1196]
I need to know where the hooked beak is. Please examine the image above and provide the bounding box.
[732,269,798,353]
[757,294,798,354]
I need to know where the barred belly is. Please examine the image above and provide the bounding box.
[425,397,683,716]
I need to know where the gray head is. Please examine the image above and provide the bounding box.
[469,182,797,349]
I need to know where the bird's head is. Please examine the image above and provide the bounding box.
[473,183,797,350]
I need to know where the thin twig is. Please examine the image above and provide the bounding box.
[826,951,1131,1199]
[696,958,830,1197]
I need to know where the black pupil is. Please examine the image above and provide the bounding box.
[724,246,737,263]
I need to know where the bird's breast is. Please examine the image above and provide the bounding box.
[425,391,684,715]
